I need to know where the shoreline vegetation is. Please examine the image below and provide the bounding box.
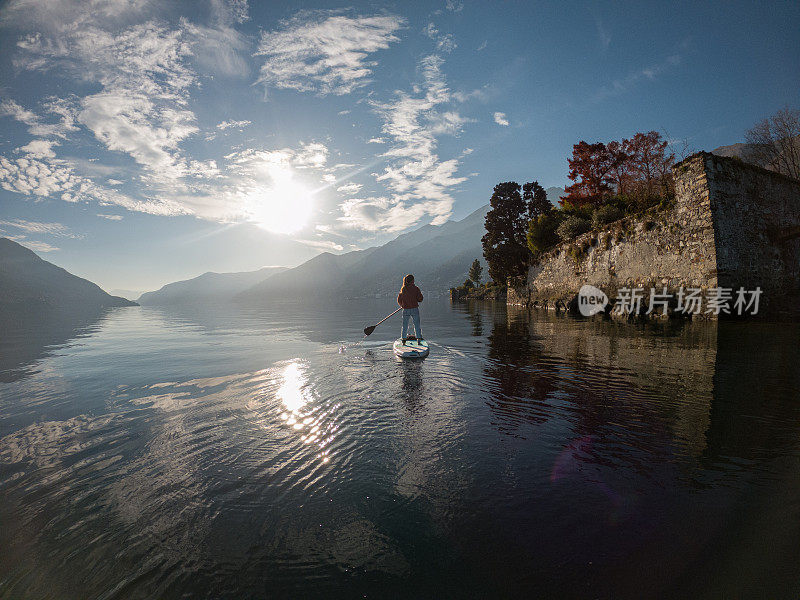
[462,108,800,319]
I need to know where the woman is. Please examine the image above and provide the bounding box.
[397,274,423,342]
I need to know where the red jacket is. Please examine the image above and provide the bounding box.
[397,284,423,309]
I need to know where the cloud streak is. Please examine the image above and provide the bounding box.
[340,54,468,232]
[254,11,405,96]
[592,49,684,102]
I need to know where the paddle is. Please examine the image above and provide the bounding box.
[363,307,402,336]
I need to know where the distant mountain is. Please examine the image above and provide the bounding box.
[711,142,763,163]
[711,139,800,179]
[546,186,565,206]
[137,266,288,305]
[0,237,136,317]
[110,289,142,301]
[237,205,491,302]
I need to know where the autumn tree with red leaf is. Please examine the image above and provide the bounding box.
[561,132,675,207]
[625,131,675,197]
[561,142,616,207]
[607,139,634,196]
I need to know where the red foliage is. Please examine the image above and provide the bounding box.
[561,141,615,207]
[625,131,674,196]
[561,131,675,206]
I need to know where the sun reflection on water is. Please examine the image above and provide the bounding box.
[276,360,335,463]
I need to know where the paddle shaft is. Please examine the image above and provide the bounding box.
[363,307,402,336]
[373,307,402,328]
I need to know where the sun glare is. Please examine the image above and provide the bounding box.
[249,175,314,235]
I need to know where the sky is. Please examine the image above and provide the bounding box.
[0,0,798,294]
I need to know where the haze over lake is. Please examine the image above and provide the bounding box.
[2,299,799,598]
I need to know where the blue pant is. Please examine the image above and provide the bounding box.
[401,308,422,339]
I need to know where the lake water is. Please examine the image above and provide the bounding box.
[1,299,799,599]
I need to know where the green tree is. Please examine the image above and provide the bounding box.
[468,258,483,286]
[481,181,529,283]
[527,211,563,255]
[523,181,551,221]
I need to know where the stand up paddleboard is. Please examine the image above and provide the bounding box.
[393,336,429,359]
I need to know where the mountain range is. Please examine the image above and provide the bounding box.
[137,267,288,305]
[137,187,565,305]
[0,237,136,318]
[235,204,491,302]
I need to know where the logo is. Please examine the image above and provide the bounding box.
[578,284,608,316]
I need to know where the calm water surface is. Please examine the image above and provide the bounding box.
[1,299,799,599]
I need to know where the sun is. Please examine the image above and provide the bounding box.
[249,176,314,235]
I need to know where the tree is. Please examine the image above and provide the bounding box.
[561,142,615,207]
[468,258,483,286]
[527,212,562,255]
[481,181,529,283]
[607,139,633,196]
[523,180,551,221]
[625,131,674,196]
[745,107,800,180]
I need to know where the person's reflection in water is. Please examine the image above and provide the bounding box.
[399,360,424,414]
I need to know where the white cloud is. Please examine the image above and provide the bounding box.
[297,238,343,252]
[477,40,487,51]
[254,11,405,96]
[430,110,474,135]
[294,142,329,168]
[341,55,468,232]
[226,141,329,176]
[336,182,362,194]
[0,219,76,237]
[15,239,60,252]
[79,92,199,183]
[592,49,685,102]
[217,119,252,130]
[185,21,250,78]
[423,22,456,53]
[97,213,123,220]
[11,11,212,190]
[0,154,185,215]
[367,137,386,144]
[493,111,509,126]
[0,98,79,138]
[1,0,308,227]
[18,139,59,159]
[210,0,249,25]
[445,0,464,12]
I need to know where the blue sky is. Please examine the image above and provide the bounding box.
[0,0,798,293]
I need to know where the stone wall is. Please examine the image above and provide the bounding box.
[519,152,800,317]
[702,153,800,295]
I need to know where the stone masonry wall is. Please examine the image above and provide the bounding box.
[701,153,800,297]
[516,152,800,317]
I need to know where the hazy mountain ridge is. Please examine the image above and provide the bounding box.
[139,189,564,306]
[710,142,764,163]
[237,204,491,302]
[0,238,136,317]
[546,186,565,205]
[137,266,288,305]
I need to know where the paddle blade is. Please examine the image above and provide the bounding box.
[363,325,376,336]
